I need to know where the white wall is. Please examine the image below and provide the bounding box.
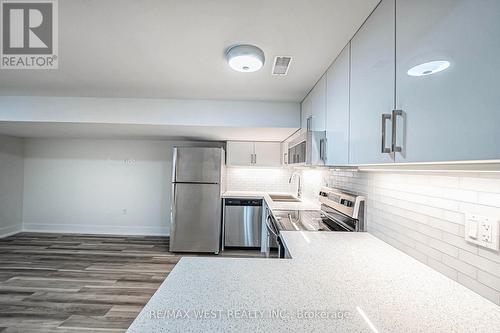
[324,170,500,305]
[0,135,24,237]
[22,138,222,236]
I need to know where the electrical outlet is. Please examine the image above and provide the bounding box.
[465,214,499,251]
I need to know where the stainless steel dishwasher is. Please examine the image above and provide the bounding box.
[223,198,262,248]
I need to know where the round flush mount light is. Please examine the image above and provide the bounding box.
[226,44,265,73]
[407,60,450,77]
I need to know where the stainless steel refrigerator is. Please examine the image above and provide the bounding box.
[170,147,223,253]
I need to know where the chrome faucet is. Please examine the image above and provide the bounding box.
[289,171,302,198]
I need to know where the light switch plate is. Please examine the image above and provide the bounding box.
[464,214,499,251]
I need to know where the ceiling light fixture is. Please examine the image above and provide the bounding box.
[226,44,265,73]
[407,60,450,77]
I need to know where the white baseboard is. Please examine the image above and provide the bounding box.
[22,223,169,236]
[0,224,23,238]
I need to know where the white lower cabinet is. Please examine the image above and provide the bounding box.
[226,141,282,167]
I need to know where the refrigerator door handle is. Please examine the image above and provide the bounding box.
[170,183,177,244]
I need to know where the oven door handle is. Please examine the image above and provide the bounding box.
[266,215,279,237]
[322,211,356,232]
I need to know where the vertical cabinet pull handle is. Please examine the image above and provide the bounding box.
[320,138,327,161]
[254,154,257,165]
[392,110,404,153]
[306,116,312,132]
[381,114,392,154]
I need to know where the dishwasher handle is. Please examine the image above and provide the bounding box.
[225,198,263,206]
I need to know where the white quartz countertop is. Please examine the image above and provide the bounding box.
[127,232,500,332]
[221,191,320,211]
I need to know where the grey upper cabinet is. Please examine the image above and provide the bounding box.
[325,43,350,165]
[311,74,327,131]
[301,75,326,133]
[226,141,255,166]
[300,93,312,134]
[349,0,395,165]
[226,141,281,167]
[395,0,500,162]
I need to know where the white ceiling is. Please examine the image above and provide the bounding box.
[0,122,297,141]
[0,0,379,102]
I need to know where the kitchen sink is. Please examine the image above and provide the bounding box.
[269,194,301,202]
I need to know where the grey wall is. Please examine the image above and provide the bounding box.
[0,135,24,237]
[22,138,222,236]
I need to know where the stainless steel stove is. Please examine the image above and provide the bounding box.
[265,187,366,258]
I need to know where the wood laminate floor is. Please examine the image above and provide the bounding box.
[0,232,265,332]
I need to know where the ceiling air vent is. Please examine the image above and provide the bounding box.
[272,56,292,75]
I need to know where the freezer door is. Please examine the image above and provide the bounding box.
[173,147,222,183]
[170,183,221,253]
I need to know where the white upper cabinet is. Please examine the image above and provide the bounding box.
[395,0,500,162]
[226,141,282,167]
[254,142,282,167]
[300,93,312,133]
[325,43,350,165]
[349,0,396,165]
[301,75,326,133]
[226,141,255,166]
[311,74,327,131]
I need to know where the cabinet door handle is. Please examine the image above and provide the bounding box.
[306,116,312,132]
[320,138,327,161]
[284,153,288,164]
[250,154,254,164]
[381,113,392,154]
[254,154,257,165]
[392,110,404,153]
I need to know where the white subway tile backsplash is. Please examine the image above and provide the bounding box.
[477,192,500,208]
[478,248,500,264]
[427,238,459,258]
[460,176,500,193]
[324,169,500,305]
[441,254,477,278]
[457,273,500,304]
[478,270,500,292]
[427,175,460,189]
[427,258,458,280]
[228,166,500,304]
[459,250,500,278]
[225,167,294,193]
[441,232,479,254]
[426,217,460,235]
[415,242,443,261]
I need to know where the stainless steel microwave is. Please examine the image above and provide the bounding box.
[287,130,326,166]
